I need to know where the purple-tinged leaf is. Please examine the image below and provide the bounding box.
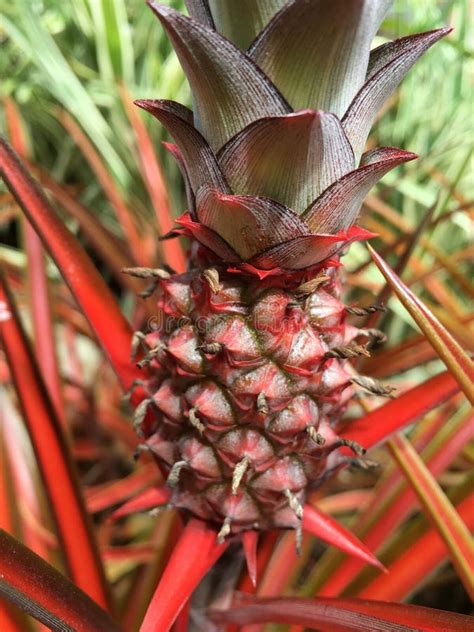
[250,225,373,270]
[210,594,473,631]
[175,212,241,262]
[249,0,392,116]
[140,519,228,631]
[148,3,290,151]
[303,504,384,571]
[135,99,229,210]
[343,29,450,158]
[196,186,309,259]
[207,0,287,50]
[369,245,474,403]
[183,0,214,29]
[303,148,417,233]
[0,529,120,632]
[218,110,354,213]
[163,142,197,216]
[242,530,259,588]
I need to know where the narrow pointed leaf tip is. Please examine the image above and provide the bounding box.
[148,2,289,151]
[250,0,392,115]
[242,530,258,587]
[344,27,451,158]
[303,147,417,233]
[140,519,228,631]
[303,503,385,571]
[368,245,474,403]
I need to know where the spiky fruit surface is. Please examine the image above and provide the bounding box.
[133,1,448,539]
[135,256,368,534]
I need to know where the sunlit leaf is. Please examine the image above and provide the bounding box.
[388,434,474,599]
[218,110,354,213]
[369,245,474,403]
[343,28,450,158]
[250,0,392,115]
[149,3,289,151]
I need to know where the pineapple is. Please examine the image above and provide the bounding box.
[131,1,448,542]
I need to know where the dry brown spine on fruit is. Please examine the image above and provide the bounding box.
[351,375,396,398]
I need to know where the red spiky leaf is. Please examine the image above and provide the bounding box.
[303,504,384,571]
[140,519,229,631]
[0,137,142,393]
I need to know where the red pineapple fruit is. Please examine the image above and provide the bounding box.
[128,0,449,546]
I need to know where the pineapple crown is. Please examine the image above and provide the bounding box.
[137,0,449,270]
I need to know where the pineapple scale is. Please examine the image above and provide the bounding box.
[135,252,366,535]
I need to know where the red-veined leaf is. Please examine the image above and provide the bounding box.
[341,370,458,449]
[303,504,384,571]
[0,270,110,609]
[303,148,416,233]
[369,245,474,403]
[139,519,228,632]
[210,595,472,631]
[343,29,450,158]
[358,492,474,601]
[0,137,143,393]
[217,109,354,213]
[0,529,119,632]
[387,434,474,599]
[185,0,285,50]
[149,3,290,151]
